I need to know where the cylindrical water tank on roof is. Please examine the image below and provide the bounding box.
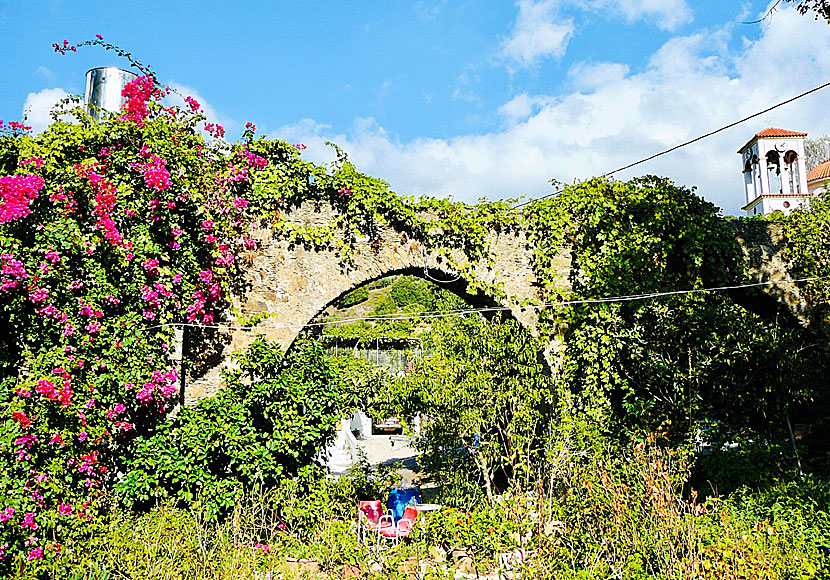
[84,67,138,121]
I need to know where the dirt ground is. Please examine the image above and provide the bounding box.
[356,432,421,486]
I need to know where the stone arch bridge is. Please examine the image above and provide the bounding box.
[183,201,812,403]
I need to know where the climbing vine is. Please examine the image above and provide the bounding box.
[2,35,830,573]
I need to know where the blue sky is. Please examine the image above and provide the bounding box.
[2,1,830,214]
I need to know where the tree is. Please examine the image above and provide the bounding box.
[805,135,830,170]
[786,0,830,21]
[375,314,556,504]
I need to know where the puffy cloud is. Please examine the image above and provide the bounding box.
[498,94,555,122]
[500,0,575,68]
[274,6,830,215]
[21,88,70,134]
[499,0,693,71]
[593,0,693,31]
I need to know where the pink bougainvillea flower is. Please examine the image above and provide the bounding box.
[119,75,156,127]
[0,174,44,223]
[28,287,48,303]
[132,155,171,192]
[19,157,44,169]
[21,512,38,530]
[36,379,58,400]
[184,96,200,111]
[141,285,161,308]
[204,123,225,139]
[12,412,31,428]
[1,254,27,279]
[44,248,60,264]
[141,258,159,276]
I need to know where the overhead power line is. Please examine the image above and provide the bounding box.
[137,274,829,334]
[513,79,830,209]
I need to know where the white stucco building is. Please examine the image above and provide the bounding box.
[739,127,810,216]
[807,160,830,197]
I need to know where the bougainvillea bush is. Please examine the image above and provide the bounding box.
[0,39,328,571]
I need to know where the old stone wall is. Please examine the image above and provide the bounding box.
[183,201,570,404]
[181,204,809,405]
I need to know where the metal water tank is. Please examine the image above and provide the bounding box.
[84,67,138,121]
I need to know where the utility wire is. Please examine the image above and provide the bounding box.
[513,79,830,209]
[136,274,829,333]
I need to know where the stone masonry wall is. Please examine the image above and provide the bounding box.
[181,205,809,405]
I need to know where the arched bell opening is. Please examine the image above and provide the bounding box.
[784,150,801,195]
[766,150,782,194]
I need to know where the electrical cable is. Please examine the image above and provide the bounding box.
[512,79,830,209]
[136,274,830,333]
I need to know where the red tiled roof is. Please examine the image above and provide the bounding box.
[738,127,808,153]
[807,160,830,182]
[754,127,808,138]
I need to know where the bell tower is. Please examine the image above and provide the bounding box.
[738,127,809,216]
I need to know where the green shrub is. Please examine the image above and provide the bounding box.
[389,276,436,311]
[115,337,369,517]
[368,276,394,289]
[371,293,399,317]
[691,443,800,498]
[339,285,369,308]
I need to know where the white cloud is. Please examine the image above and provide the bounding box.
[22,87,70,134]
[567,62,630,92]
[499,0,693,71]
[498,94,555,122]
[277,6,830,215]
[500,0,574,68]
[593,0,693,31]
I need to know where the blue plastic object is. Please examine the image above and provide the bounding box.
[387,488,421,521]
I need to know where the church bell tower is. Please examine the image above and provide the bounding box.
[739,128,809,216]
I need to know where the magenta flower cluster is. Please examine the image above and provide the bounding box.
[0,174,45,224]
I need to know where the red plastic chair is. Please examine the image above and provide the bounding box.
[357,500,392,543]
[377,505,419,545]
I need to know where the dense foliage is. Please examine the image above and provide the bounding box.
[115,337,375,517]
[531,177,828,446]
[3,35,830,577]
[805,135,830,170]
[375,314,555,504]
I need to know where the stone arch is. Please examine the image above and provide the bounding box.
[181,202,815,405]
[183,201,557,403]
